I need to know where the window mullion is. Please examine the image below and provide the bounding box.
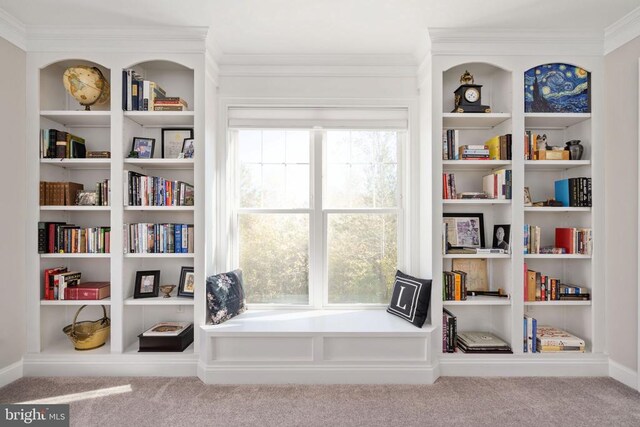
[311,130,324,308]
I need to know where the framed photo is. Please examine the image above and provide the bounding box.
[492,224,511,253]
[131,137,155,159]
[443,213,485,249]
[134,270,160,298]
[524,187,533,206]
[181,138,194,158]
[162,128,193,159]
[452,258,488,291]
[178,266,195,298]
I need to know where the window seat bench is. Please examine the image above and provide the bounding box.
[198,310,438,384]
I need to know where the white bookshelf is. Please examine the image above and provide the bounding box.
[26,45,207,376]
[431,53,603,375]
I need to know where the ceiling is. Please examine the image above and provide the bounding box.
[1,0,639,60]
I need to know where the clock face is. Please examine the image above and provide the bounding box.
[464,88,480,103]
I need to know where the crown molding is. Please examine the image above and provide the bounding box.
[218,54,417,78]
[428,28,604,56]
[604,6,640,55]
[0,7,26,50]
[25,26,208,53]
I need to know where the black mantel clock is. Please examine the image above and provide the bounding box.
[452,70,492,113]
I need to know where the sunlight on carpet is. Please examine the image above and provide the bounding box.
[18,385,132,404]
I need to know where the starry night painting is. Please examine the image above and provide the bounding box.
[524,63,590,113]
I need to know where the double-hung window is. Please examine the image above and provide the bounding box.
[229,107,406,307]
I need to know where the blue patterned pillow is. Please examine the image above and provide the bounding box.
[386,270,432,328]
[206,269,247,325]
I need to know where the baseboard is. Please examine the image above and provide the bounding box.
[0,360,23,388]
[23,354,197,377]
[197,362,438,384]
[439,354,610,377]
[609,360,638,390]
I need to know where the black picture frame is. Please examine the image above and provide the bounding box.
[178,266,195,298]
[492,224,511,252]
[181,138,194,159]
[162,128,194,159]
[134,270,160,298]
[131,137,155,159]
[443,212,485,249]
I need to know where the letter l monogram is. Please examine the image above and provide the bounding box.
[395,285,407,309]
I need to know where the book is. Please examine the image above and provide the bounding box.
[141,321,192,337]
[56,271,81,300]
[153,105,186,111]
[64,282,110,300]
[524,315,536,352]
[536,325,585,352]
[456,331,511,349]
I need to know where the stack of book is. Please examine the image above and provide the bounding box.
[555,227,592,255]
[126,171,194,206]
[442,309,457,353]
[554,178,592,207]
[124,223,194,254]
[40,129,86,159]
[482,168,512,199]
[456,331,512,354]
[483,134,512,160]
[458,145,489,160]
[38,222,110,254]
[39,181,84,206]
[122,69,189,111]
[537,325,585,353]
[442,173,457,199]
[523,224,541,254]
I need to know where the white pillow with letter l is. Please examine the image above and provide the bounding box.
[386,270,432,328]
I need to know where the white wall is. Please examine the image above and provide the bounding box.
[604,36,640,373]
[0,36,26,370]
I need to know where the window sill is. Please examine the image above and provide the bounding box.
[200,309,435,335]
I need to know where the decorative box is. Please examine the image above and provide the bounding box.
[536,150,569,160]
[138,322,194,352]
[64,282,111,300]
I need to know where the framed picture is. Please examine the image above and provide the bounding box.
[181,138,194,158]
[178,266,195,298]
[162,128,193,159]
[452,258,488,291]
[134,270,160,298]
[443,213,485,249]
[492,224,511,253]
[131,137,155,159]
[524,187,533,206]
[524,63,590,113]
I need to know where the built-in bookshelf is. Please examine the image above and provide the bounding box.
[26,48,206,374]
[431,56,603,372]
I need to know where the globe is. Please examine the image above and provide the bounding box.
[63,66,110,110]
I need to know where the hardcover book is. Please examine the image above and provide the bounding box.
[64,282,110,300]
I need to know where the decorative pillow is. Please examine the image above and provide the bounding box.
[206,269,247,325]
[386,270,432,328]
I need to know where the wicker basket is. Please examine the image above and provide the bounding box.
[63,305,111,351]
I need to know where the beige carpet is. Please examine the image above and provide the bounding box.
[1,376,639,426]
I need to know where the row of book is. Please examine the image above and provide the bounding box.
[442,131,512,160]
[523,225,592,255]
[442,271,468,301]
[442,308,457,352]
[524,316,585,353]
[122,69,188,111]
[38,222,111,254]
[524,266,591,301]
[40,180,110,206]
[126,171,194,206]
[442,173,457,199]
[483,168,512,199]
[124,223,194,254]
[554,177,592,207]
[40,129,86,159]
[42,267,111,301]
[443,311,512,354]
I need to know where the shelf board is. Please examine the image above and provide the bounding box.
[40,253,110,258]
[123,342,196,356]
[525,301,591,306]
[443,254,511,259]
[124,111,194,127]
[124,253,194,258]
[442,113,511,129]
[443,199,511,205]
[124,296,195,306]
[40,158,111,169]
[524,254,591,259]
[525,160,590,171]
[40,206,111,211]
[524,207,591,212]
[443,296,511,306]
[40,110,110,127]
[524,113,591,128]
[442,160,511,170]
[124,206,194,211]
[40,339,112,355]
[124,158,194,169]
[41,299,111,306]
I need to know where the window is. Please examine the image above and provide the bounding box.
[230,110,405,307]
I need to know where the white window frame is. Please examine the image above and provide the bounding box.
[219,102,418,310]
